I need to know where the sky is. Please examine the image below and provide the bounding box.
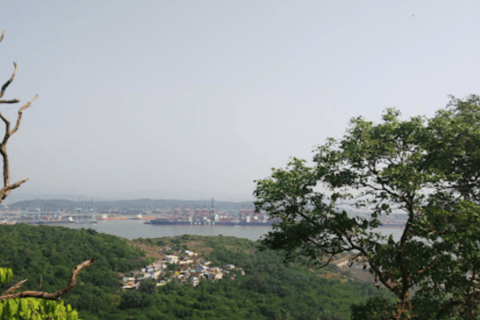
[0,0,478,202]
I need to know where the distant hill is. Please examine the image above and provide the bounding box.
[1,193,92,205]
[6,198,255,212]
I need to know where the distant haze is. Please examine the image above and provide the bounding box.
[0,1,478,201]
[6,198,254,212]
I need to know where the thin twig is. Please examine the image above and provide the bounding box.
[0,63,18,100]
[10,95,38,136]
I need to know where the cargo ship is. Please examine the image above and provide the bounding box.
[147,203,275,226]
[213,220,238,226]
[148,218,191,225]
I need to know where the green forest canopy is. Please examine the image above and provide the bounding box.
[1,225,390,320]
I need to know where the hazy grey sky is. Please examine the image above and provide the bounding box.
[0,0,478,201]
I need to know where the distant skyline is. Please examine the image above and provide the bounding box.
[0,1,478,201]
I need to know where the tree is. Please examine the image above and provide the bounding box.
[0,30,37,203]
[0,29,94,319]
[254,95,480,320]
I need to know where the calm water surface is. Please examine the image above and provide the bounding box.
[58,220,271,241]
[54,220,403,241]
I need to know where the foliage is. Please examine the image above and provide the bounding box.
[3,226,389,319]
[0,268,79,320]
[0,224,146,317]
[351,297,395,320]
[0,297,79,320]
[114,234,390,320]
[254,95,480,319]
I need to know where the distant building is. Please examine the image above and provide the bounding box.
[164,255,179,264]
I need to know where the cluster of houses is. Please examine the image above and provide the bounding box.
[121,249,244,290]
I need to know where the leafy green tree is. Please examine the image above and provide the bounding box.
[254,95,480,319]
[138,279,157,295]
[119,290,151,310]
[166,263,180,272]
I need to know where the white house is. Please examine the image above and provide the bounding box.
[164,255,179,264]
[191,277,199,287]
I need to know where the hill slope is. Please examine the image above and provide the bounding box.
[0,225,389,319]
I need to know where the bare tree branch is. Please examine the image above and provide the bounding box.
[10,95,38,136]
[0,32,20,105]
[0,99,20,104]
[3,279,28,295]
[0,178,29,203]
[0,63,18,100]
[0,30,96,307]
[0,259,96,302]
[0,112,9,131]
[0,31,38,204]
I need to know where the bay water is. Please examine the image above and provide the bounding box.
[57,220,403,241]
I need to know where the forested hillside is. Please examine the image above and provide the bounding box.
[0,224,149,317]
[0,225,390,319]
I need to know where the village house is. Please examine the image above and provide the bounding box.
[120,246,244,290]
[122,281,140,290]
[184,250,198,257]
[152,261,166,270]
[179,258,194,265]
[164,255,179,264]
[190,277,200,287]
